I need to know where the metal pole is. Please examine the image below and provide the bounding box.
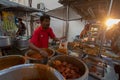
[30,16,34,35]
[107,0,113,17]
[98,0,113,57]
[65,3,69,40]
[26,12,29,36]
[98,0,114,74]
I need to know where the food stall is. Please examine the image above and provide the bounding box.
[0,0,120,80]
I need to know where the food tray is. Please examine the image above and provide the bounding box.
[87,63,105,79]
[83,56,106,68]
[83,56,106,80]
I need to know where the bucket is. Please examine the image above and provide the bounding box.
[0,55,25,70]
[0,64,65,80]
[48,55,89,80]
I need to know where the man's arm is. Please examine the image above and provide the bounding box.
[29,41,48,57]
[52,36,66,41]
[49,27,66,41]
[29,41,40,52]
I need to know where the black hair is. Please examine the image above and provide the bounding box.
[40,14,50,22]
[18,18,22,21]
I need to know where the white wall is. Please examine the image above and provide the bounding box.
[32,0,62,10]
[68,20,85,42]
[10,0,26,5]
[50,18,66,38]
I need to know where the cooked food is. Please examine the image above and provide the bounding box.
[83,58,101,65]
[68,42,83,50]
[27,49,53,60]
[82,56,106,68]
[83,46,105,56]
[53,60,81,79]
[84,48,98,56]
[112,57,120,60]
[89,65,97,72]
[29,53,42,60]
[102,51,119,59]
[56,48,68,55]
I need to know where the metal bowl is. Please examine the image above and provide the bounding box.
[25,48,55,64]
[0,64,65,80]
[0,36,11,47]
[48,55,89,80]
[0,55,25,70]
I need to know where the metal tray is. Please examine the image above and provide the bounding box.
[83,56,106,80]
[88,63,105,80]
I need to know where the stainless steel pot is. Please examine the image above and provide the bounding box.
[0,55,25,70]
[48,55,89,80]
[0,64,65,80]
[16,39,29,48]
[0,36,11,47]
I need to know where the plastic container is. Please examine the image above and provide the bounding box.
[0,64,65,80]
[48,55,89,80]
[56,41,68,55]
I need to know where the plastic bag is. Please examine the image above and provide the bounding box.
[58,40,68,55]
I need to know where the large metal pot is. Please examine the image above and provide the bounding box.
[16,39,29,48]
[0,64,65,80]
[0,36,11,47]
[48,55,89,80]
[0,55,25,70]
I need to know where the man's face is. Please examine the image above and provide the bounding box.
[41,19,50,29]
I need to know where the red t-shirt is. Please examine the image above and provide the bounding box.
[30,26,55,48]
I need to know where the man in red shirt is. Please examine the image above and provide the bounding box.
[29,14,61,57]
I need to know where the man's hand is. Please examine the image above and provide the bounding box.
[53,36,67,41]
[39,49,48,57]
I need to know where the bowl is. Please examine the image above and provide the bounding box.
[25,48,55,64]
[48,55,89,80]
[0,55,25,70]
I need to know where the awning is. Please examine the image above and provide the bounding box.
[59,0,120,20]
[46,6,82,21]
[0,0,40,12]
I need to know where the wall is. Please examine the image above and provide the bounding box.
[10,0,26,5]
[68,20,85,42]
[31,0,62,10]
[50,18,66,38]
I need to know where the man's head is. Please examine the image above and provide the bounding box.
[40,14,50,29]
[18,18,22,23]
